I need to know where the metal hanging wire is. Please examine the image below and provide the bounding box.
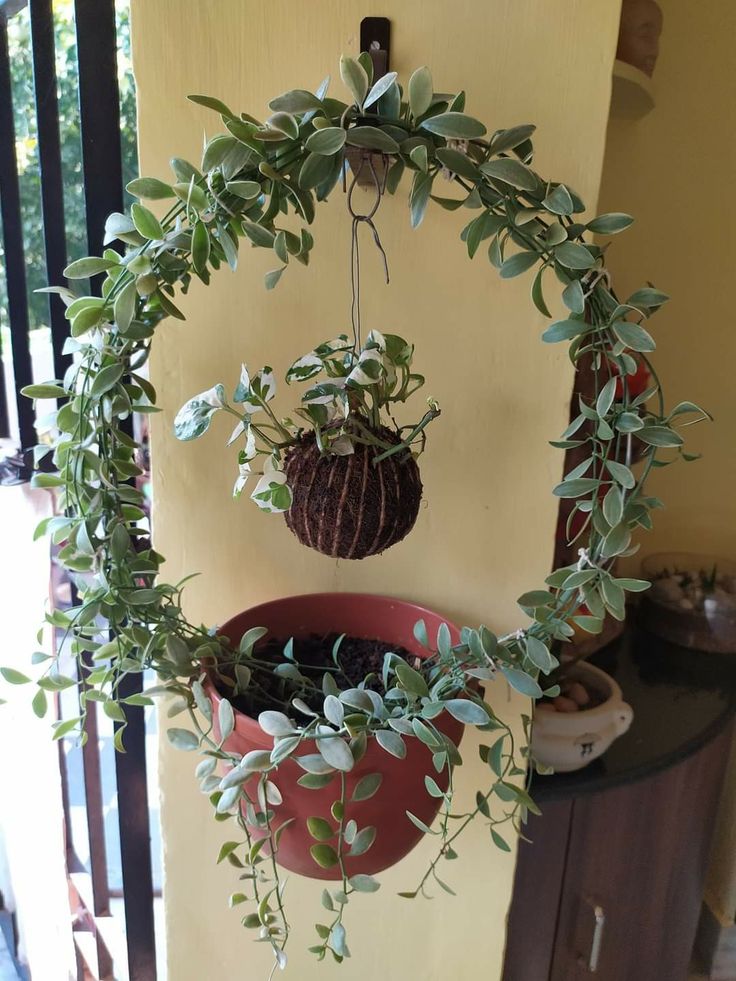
[345,152,390,351]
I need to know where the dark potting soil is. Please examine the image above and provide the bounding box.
[218,632,418,719]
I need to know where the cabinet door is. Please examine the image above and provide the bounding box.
[503,800,572,981]
[550,725,732,981]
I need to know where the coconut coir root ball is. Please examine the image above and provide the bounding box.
[283,429,422,559]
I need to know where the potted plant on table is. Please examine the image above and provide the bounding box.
[6,52,710,975]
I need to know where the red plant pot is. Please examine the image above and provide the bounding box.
[208,593,465,880]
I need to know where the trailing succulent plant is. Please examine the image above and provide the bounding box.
[174,328,438,558]
[7,52,710,975]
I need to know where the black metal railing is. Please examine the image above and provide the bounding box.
[0,2,158,977]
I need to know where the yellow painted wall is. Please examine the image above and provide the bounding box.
[596,0,736,924]
[130,2,620,977]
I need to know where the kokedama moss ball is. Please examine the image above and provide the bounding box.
[283,429,422,560]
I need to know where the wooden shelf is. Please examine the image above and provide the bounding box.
[611,59,656,119]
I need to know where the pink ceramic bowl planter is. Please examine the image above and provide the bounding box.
[208,592,465,880]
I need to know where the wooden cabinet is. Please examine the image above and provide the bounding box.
[504,723,733,981]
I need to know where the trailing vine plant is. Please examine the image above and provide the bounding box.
[8,54,709,974]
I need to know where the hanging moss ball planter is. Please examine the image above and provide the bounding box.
[283,430,422,559]
[209,593,464,878]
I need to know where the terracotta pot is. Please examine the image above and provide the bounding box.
[209,592,465,879]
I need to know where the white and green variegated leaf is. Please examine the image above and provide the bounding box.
[251,459,292,513]
[347,348,383,387]
[174,384,225,440]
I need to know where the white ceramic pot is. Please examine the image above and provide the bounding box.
[531,662,634,773]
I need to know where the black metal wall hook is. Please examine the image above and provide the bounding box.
[360,17,390,81]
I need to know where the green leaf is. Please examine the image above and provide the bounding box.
[542,184,574,216]
[500,667,543,699]
[267,111,299,140]
[602,485,623,526]
[611,320,656,353]
[103,700,127,723]
[32,688,48,718]
[269,89,323,114]
[405,810,435,835]
[375,729,406,759]
[340,55,369,107]
[172,181,208,211]
[541,318,588,343]
[408,66,433,118]
[264,267,286,290]
[226,180,261,199]
[187,93,236,118]
[351,772,383,802]
[409,144,428,173]
[553,477,599,498]
[409,172,432,229]
[434,147,480,180]
[444,699,489,725]
[167,728,200,751]
[420,112,486,139]
[531,267,551,317]
[500,251,538,279]
[131,203,164,240]
[395,662,429,697]
[218,698,235,741]
[191,221,210,274]
[90,363,125,398]
[21,383,66,399]
[64,256,118,279]
[480,158,537,191]
[305,126,346,155]
[0,668,30,685]
[307,816,334,841]
[614,577,651,592]
[562,279,585,315]
[258,710,295,736]
[637,425,684,447]
[601,523,631,558]
[316,735,354,772]
[518,590,555,608]
[554,242,596,269]
[310,843,339,869]
[363,71,399,110]
[348,874,380,893]
[241,221,275,248]
[627,287,669,309]
[413,618,429,648]
[606,459,635,488]
[346,127,400,153]
[587,212,634,234]
[114,280,137,333]
[349,826,376,856]
[596,377,617,418]
[71,304,106,335]
[489,124,536,154]
[615,411,644,433]
[491,829,511,852]
[126,177,175,200]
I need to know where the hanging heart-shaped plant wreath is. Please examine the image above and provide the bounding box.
[13,55,709,973]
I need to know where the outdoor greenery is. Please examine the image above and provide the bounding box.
[0,0,136,332]
[5,54,709,975]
